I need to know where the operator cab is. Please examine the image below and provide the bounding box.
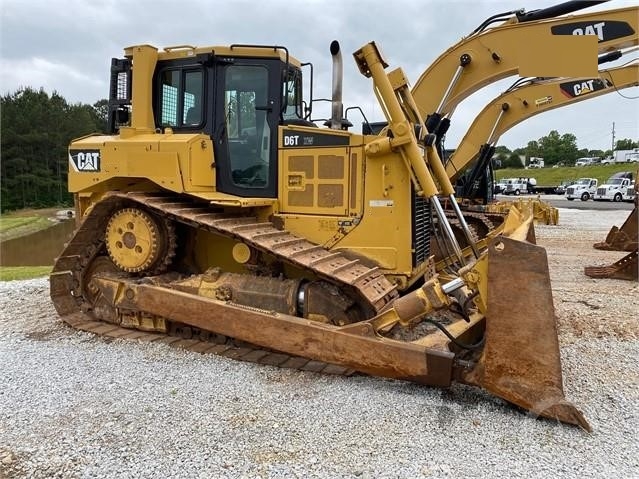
[155,47,304,198]
[109,45,306,199]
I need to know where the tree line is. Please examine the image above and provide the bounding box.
[1,88,637,212]
[493,131,638,169]
[1,88,107,213]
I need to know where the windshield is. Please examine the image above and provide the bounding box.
[609,178,625,185]
[576,179,590,185]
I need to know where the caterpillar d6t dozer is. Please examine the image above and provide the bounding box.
[51,2,638,430]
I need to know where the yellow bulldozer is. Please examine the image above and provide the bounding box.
[51,1,638,430]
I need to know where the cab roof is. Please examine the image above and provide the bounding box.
[124,44,302,67]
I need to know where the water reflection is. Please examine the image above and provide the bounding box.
[0,219,76,266]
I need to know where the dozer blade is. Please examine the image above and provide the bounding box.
[584,249,638,281]
[463,235,590,431]
[593,207,638,252]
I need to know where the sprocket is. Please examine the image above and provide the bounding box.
[105,207,175,273]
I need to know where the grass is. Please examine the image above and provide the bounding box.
[496,163,637,186]
[0,266,52,281]
[0,216,55,241]
[0,208,66,281]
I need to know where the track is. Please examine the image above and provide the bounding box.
[50,191,405,375]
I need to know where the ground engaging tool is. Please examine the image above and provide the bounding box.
[51,1,638,430]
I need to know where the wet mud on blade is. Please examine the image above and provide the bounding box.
[464,237,591,431]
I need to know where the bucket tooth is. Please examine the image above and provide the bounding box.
[462,236,590,430]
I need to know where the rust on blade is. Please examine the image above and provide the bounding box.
[463,236,591,431]
[593,207,637,252]
[585,249,638,282]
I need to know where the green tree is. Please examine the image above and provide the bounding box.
[493,152,509,170]
[536,130,579,166]
[494,145,511,155]
[1,88,105,212]
[92,99,110,132]
[615,138,639,150]
[502,153,524,169]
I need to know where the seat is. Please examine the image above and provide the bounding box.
[185,105,201,125]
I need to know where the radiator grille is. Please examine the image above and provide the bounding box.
[412,191,431,268]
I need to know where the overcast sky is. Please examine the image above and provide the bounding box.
[1,0,637,152]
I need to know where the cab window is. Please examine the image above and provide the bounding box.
[159,68,204,127]
[282,69,303,121]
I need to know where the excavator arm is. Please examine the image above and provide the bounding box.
[411,4,638,124]
[447,62,639,181]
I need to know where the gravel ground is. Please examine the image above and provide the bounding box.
[1,208,637,479]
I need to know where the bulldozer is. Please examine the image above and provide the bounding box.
[50,1,638,430]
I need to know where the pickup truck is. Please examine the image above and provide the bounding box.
[503,178,532,196]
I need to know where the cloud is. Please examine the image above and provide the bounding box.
[1,0,637,150]
[0,57,106,104]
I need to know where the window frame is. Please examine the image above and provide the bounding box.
[155,63,206,129]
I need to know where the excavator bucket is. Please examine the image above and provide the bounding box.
[593,207,637,252]
[584,249,638,281]
[463,214,590,430]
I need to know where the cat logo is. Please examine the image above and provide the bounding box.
[551,20,634,44]
[69,149,101,172]
[571,21,606,41]
[559,78,609,98]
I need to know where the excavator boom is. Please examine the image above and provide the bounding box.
[447,63,639,181]
[411,5,638,119]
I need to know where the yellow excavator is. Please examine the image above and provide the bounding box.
[51,1,638,430]
[449,62,639,223]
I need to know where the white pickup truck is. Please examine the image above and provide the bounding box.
[594,172,634,202]
[565,178,598,201]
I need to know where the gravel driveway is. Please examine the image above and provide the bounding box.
[1,208,637,479]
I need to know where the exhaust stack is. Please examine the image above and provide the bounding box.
[329,40,344,130]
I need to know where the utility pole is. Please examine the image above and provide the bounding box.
[611,122,616,151]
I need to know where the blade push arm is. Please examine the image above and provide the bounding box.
[448,63,639,181]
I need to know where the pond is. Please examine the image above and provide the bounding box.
[0,219,76,266]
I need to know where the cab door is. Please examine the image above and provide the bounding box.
[213,60,280,198]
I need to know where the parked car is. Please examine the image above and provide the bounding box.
[575,157,598,167]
